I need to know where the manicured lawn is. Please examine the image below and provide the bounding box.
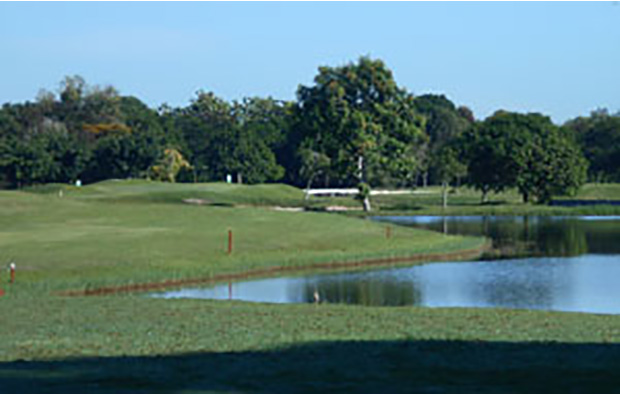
[2,180,620,392]
[0,181,483,294]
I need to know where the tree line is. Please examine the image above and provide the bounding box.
[1,57,618,208]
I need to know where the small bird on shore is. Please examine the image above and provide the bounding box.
[313,289,320,304]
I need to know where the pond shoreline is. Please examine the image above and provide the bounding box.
[58,241,490,297]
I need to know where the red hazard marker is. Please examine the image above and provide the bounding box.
[227,229,233,255]
[0,289,4,297]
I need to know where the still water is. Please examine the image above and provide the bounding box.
[154,216,620,314]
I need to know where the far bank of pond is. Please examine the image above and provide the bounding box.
[155,215,620,315]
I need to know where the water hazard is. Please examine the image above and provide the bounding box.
[153,216,620,315]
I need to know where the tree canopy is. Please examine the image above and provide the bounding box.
[564,110,620,183]
[0,62,606,207]
[412,94,473,186]
[294,56,425,190]
[463,111,588,203]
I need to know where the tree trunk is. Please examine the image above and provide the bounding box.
[237,173,243,184]
[523,191,529,204]
[304,174,315,201]
[357,155,364,182]
[481,190,488,204]
[363,196,372,212]
[423,172,428,188]
[442,181,448,209]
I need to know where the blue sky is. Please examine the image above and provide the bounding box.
[1,2,619,123]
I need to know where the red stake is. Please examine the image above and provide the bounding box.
[227,229,233,254]
[9,263,15,284]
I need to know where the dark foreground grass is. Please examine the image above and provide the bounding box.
[2,297,620,392]
[4,340,620,393]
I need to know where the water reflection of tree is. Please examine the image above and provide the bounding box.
[581,221,620,254]
[533,220,588,257]
[412,217,590,258]
[301,276,422,306]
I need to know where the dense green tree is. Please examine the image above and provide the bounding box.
[162,107,211,181]
[412,94,473,186]
[0,104,26,138]
[0,137,52,187]
[294,56,426,205]
[0,100,91,187]
[0,124,88,187]
[174,91,285,184]
[0,71,601,196]
[564,110,620,182]
[298,146,331,198]
[84,121,165,183]
[235,97,290,148]
[41,123,90,183]
[463,111,588,204]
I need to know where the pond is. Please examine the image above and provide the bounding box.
[153,216,620,315]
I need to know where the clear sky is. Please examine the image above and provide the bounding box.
[1,2,619,123]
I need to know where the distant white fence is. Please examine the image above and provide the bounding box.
[304,188,431,197]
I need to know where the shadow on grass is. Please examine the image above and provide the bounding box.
[378,204,424,212]
[2,339,620,393]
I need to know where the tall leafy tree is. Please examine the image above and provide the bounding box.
[413,94,473,186]
[294,56,425,209]
[174,91,284,184]
[564,110,620,182]
[460,117,516,203]
[0,100,90,187]
[464,111,588,203]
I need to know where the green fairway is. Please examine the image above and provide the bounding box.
[0,181,483,295]
[2,180,620,393]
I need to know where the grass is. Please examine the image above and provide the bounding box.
[2,180,620,392]
[24,179,307,207]
[4,341,620,393]
[306,183,620,216]
[3,298,620,392]
[0,180,483,295]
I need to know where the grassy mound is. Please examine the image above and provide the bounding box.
[25,179,306,207]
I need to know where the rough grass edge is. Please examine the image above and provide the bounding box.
[58,240,491,297]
